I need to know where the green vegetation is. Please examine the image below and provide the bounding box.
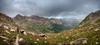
[50,24,66,33]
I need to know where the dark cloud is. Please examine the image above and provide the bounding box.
[0,0,100,20]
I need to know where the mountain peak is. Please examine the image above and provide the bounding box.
[16,14,23,17]
[14,14,25,20]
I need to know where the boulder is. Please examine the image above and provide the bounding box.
[70,38,88,45]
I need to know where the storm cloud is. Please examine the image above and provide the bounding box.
[0,0,100,20]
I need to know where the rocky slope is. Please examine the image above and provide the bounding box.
[0,13,19,45]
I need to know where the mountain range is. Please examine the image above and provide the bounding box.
[13,14,79,33]
[0,10,100,45]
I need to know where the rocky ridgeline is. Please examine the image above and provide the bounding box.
[14,14,63,25]
[80,10,100,26]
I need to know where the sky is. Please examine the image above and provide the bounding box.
[0,0,100,21]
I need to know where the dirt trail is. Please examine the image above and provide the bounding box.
[14,34,19,45]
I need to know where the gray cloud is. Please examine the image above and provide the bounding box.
[0,0,100,20]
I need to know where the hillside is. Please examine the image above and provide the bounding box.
[54,10,100,45]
